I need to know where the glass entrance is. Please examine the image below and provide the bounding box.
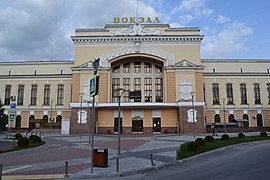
[153,118,161,132]
[132,116,143,132]
[114,117,123,133]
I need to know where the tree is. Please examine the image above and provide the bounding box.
[0,99,7,131]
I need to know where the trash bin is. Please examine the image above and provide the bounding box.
[93,148,108,167]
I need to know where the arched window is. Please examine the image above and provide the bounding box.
[242,114,249,127]
[228,114,235,123]
[56,115,62,124]
[29,115,35,129]
[214,114,221,123]
[15,115,22,128]
[257,114,263,127]
[43,115,48,122]
[111,58,163,103]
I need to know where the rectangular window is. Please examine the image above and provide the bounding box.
[144,78,152,102]
[240,84,247,104]
[144,62,152,73]
[226,84,234,104]
[155,78,163,102]
[155,65,162,73]
[212,84,220,104]
[57,85,64,105]
[112,78,120,102]
[254,84,261,104]
[17,85,24,105]
[134,78,141,102]
[267,84,270,104]
[203,84,206,103]
[30,85,38,106]
[123,62,130,73]
[4,85,11,105]
[123,78,130,102]
[43,85,51,105]
[112,65,120,73]
[134,61,141,73]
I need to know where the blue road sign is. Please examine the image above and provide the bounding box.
[90,75,96,97]
[10,103,16,109]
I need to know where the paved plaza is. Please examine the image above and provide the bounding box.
[0,132,263,179]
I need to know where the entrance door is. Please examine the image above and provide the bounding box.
[257,114,263,127]
[153,118,161,132]
[114,117,123,133]
[132,116,143,132]
[15,115,21,128]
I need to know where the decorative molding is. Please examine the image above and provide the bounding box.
[179,80,193,101]
[187,109,197,123]
[114,110,123,117]
[152,110,161,117]
[114,23,161,36]
[71,36,203,46]
[77,110,87,124]
[167,59,204,70]
[100,44,174,67]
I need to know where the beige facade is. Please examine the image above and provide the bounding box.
[0,61,73,131]
[1,23,270,134]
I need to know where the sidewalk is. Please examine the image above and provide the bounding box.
[0,132,264,180]
[66,132,262,179]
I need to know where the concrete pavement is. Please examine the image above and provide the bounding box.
[0,132,265,180]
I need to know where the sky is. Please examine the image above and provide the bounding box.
[0,0,270,61]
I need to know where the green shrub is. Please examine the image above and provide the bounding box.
[204,135,214,142]
[187,141,200,152]
[260,131,268,137]
[15,133,22,139]
[222,134,230,140]
[238,133,245,138]
[29,135,41,143]
[17,137,29,147]
[195,138,206,146]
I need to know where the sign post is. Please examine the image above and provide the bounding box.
[89,58,99,174]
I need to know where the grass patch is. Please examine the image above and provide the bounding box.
[0,141,46,153]
[178,136,270,160]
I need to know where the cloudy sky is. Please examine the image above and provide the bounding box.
[0,0,269,61]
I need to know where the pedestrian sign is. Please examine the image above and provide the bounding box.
[90,75,99,97]
[9,112,16,121]
[10,103,16,109]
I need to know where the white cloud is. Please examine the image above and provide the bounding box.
[202,22,253,58]
[0,0,158,61]
[216,15,230,24]
[173,0,213,16]
[178,14,194,25]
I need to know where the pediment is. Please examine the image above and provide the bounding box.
[74,60,94,69]
[175,60,197,67]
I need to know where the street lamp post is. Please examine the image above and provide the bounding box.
[222,98,227,134]
[116,88,124,173]
[190,92,195,138]
[50,99,54,135]
[79,93,84,139]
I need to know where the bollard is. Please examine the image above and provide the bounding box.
[116,157,119,173]
[174,149,179,161]
[65,161,69,177]
[0,164,2,180]
[150,154,156,166]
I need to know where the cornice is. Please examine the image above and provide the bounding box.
[71,35,203,46]
[0,74,72,79]
[203,72,270,76]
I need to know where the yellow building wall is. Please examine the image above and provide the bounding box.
[161,109,177,127]
[166,71,176,102]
